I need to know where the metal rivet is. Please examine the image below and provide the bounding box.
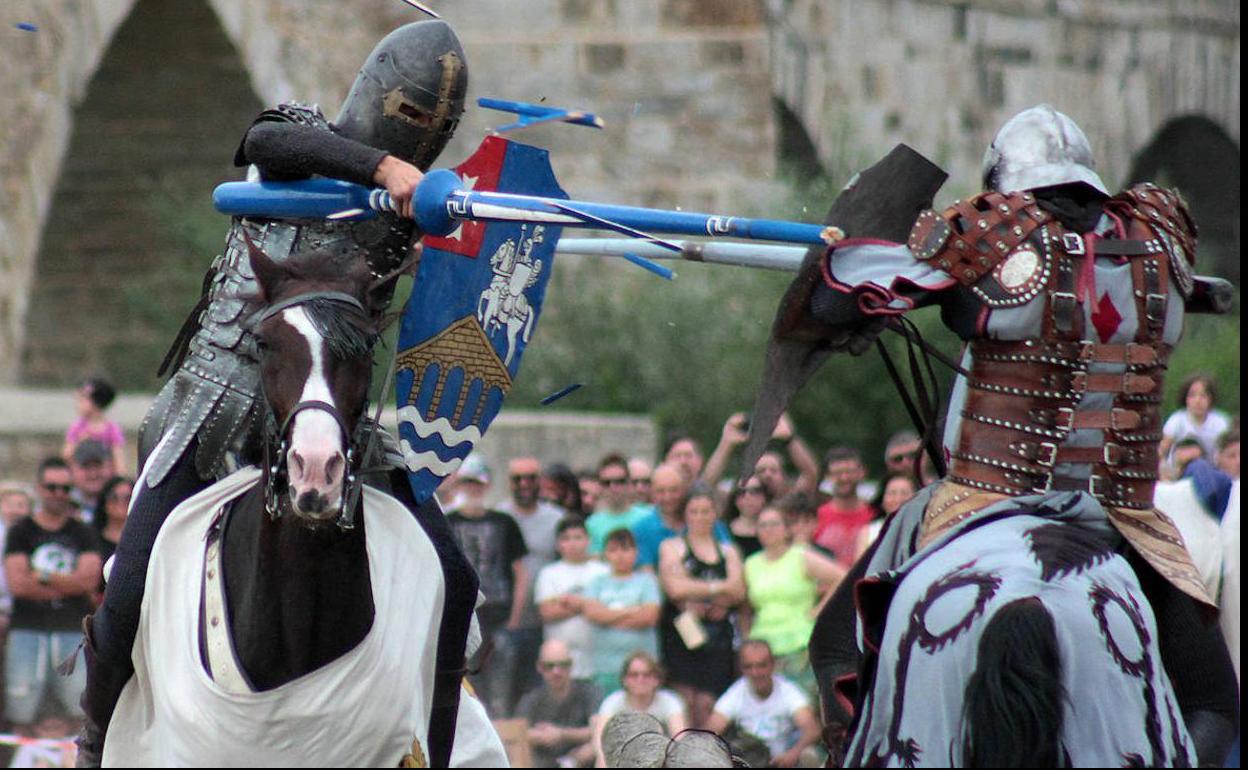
[211,617,220,627]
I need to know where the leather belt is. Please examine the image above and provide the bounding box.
[1070,371,1157,395]
[949,461,1155,509]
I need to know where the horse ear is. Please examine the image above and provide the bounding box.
[244,232,287,302]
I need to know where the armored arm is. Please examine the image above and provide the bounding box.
[232,103,388,186]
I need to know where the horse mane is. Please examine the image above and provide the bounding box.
[298,295,379,361]
[242,236,382,360]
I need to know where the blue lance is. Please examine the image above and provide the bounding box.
[212,172,844,248]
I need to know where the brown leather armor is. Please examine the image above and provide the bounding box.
[910,184,1197,511]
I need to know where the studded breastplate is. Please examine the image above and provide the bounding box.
[910,185,1197,510]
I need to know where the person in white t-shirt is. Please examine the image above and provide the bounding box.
[1160,374,1232,473]
[592,651,687,766]
[535,517,610,680]
[707,640,822,767]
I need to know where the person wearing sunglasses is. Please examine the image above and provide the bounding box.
[517,639,602,768]
[585,454,649,556]
[3,458,102,733]
[90,476,134,601]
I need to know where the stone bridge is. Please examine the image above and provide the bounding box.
[0,0,1239,390]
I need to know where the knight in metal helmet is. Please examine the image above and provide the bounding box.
[76,20,476,766]
[755,104,1236,765]
[335,20,467,170]
[980,104,1109,195]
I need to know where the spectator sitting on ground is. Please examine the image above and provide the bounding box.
[702,412,819,497]
[631,464,731,571]
[813,447,874,570]
[62,377,126,475]
[706,640,823,768]
[498,455,568,710]
[628,458,654,507]
[69,440,115,524]
[582,528,662,696]
[1217,429,1240,480]
[585,455,649,556]
[591,652,687,767]
[663,432,705,485]
[536,517,610,680]
[3,457,102,733]
[517,639,603,768]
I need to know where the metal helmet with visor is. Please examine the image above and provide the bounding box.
[334,20,468,170]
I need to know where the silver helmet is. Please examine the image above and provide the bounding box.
[981,105,1108,195]
[334,20,468,170]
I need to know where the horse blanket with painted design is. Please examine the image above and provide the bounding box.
[103,467,507,767]
[395,136,567,503]
[846,488,1195,767]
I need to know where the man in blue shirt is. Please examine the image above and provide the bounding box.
[631,464,730,570]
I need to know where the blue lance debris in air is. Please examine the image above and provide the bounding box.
[16,22,39,31]
[622,252,674,280]
[540,383,584,406]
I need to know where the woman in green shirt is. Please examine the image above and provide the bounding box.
[743,507,846,697]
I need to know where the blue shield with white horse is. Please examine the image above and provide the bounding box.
[395,136,567,502]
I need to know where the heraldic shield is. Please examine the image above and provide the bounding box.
[396,136,568,502]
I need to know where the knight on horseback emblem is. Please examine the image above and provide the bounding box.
[477,224,544,367]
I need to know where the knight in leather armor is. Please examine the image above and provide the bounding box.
[799,105,1237,764]
[77,20,473,765]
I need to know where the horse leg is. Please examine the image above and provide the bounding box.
[961,597,1064,768]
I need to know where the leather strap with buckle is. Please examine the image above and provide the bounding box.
[1070,371,1156,395]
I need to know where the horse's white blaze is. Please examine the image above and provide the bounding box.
[284,307,345,513]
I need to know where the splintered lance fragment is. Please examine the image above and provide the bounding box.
[622,252,674,280]
[540,383,584,406]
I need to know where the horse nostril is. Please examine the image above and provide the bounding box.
[325,453,344,485]
[290,450,306,479]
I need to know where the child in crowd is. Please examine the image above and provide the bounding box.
[63,377,126,474]
[582,529,662,696]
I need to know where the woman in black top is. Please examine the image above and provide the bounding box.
[657,483,746,728]
[91,476,133,596]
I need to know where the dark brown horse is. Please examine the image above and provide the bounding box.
[215,241,382,689]
[104,241,494,765]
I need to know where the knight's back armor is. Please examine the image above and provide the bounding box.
[906,183,1196,511]
[139,104,413,487]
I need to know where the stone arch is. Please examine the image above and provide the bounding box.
[1126,116,1241,286]
[20,0,264,387]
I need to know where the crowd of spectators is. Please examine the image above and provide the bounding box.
[0,378,132,762]
[437,411,934,767]
[0,371,1238,767]
[438,385,1241,767]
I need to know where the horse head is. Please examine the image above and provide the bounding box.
[245,238,380,526]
